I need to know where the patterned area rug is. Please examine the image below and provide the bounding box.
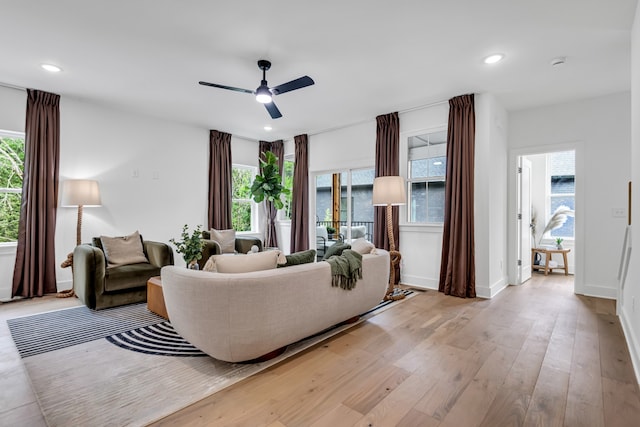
[10,290,415,427]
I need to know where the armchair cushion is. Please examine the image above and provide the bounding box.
[209,228,236,253]
[104,263,161,292]
[340,225,367,239]
[99,231,148,267]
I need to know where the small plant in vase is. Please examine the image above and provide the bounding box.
[170,224,205,269]
[326,226,336,239]
[555,237,564,250]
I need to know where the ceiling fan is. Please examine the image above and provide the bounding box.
[199,59,314,119]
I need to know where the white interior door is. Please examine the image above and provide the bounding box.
[517,157,532,284]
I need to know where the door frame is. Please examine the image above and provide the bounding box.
[508,141,584,294]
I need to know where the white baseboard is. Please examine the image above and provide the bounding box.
[475,276,509,299]
[580,283,617,300]
[57,279,72,291]
[619,306,640,388]
[401,274,439,290]
[402,274,508,299]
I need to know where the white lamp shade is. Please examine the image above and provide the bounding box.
[372,176,406,206]
[61,180,101,207]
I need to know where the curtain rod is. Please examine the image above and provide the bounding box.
[0,82,27,91]
[307,98,449,138]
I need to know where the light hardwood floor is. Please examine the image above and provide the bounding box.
[2,274,639,426]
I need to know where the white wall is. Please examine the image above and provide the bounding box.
[475,94,509,298]
[620,0,640,388]
[509,92,631,299]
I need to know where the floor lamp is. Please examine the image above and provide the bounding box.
[372,176,406,301]
[58,179,101,298]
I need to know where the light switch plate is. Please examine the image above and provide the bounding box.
[612,208,626,218]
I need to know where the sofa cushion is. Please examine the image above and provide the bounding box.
[340,225,367,239]
[210,228,236,253]
[351,238,375,255]
[278,249,317,268]
[322,242,351,260]
[204,250,281,273]
[100,231,149,267]
[104,263,160,292]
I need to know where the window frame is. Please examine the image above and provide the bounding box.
[0,129,25,245]
[406,130,447,225]
[231,164,258,233]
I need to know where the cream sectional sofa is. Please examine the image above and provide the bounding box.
[160,249,390,362]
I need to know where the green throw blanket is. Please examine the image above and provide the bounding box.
[325,249,363,290]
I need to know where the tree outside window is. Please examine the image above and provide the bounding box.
[0,132,24,243]
[548,151,575,238]
[232,165,256,232]
[282,158,294,220]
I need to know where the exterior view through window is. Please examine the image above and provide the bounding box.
[548,150,575,239]
[231,165,256,232]
[407,130,447,223]
[0,131,24,243]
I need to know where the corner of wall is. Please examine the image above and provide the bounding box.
[619,305,640,388]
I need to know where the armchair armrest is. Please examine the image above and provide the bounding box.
[198,239,221,269]
[235,236,263,254]
[144,240,174,268]
[73,244,106,310]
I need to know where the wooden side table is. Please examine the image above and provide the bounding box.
[531,248,571,276]
[147,276,169,319]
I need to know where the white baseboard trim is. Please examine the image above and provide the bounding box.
[580,284,617,300]
[401,274,439,290]
[619,306,640,388]
[57,279,72,291]
[476,276,509,299]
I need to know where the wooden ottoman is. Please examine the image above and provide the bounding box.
[147,276,169,319]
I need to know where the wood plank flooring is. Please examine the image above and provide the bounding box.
[1,273,639,426]
[151,274,640,427]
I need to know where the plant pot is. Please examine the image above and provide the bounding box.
[556,245,563,250]
[187,260,200,270]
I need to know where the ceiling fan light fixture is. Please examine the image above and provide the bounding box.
[255,85,272,104]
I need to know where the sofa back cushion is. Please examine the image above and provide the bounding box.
[350,238,375,255]
[100,231,149,267]
[203,250,281,273]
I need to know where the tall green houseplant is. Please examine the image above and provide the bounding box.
[250,151,290,246]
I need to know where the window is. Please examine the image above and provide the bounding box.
[0,131,25,243]
[407,130,447,223]
[281,157,294,220]
[231,165,256,232]
[548,150,575,238]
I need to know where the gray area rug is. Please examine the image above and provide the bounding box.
[12,290,415,427]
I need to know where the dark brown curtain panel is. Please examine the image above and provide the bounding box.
[290,134,309,252]
[258,140,283,248]
[439,94,476,298]
[208,130,233,230]
[12,89,60,298]
[374,112,400,284]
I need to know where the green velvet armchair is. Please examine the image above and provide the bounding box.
[74,237,174,310]
[197,231,263,269]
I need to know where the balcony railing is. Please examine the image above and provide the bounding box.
[315,220,374,240]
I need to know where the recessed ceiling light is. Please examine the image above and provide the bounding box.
[483,54,504,64]
[263,125,272,131]
[41,64,62,72]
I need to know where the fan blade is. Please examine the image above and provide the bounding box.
[264,101,282,119]
[271,76,314,95]
[199,81,254,94]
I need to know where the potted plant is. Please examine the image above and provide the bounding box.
[169,224,205,269]
[326,226,336,239]
[555,237,564,250]
[250,151,290,246]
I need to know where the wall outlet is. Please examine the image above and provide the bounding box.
[612,208,626,218]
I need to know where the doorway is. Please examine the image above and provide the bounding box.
[511,144,582,293]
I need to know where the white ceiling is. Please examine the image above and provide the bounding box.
[1,0,637,141]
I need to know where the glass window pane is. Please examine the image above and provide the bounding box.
[410,159,428,179]
[428,157,446,177]
[282,160,294,219]
[315,174,333,222]
[232,168,252,199]
[549,196,574,238]
[0,192,21,242]
[410,182,427,222]
[551,176,574,194]
[427,181,445,222]
[232,201,252,232]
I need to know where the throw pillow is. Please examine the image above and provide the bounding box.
[322,242,351,261]
[210,228,236,253]
[351,238,375,255]
[100,231,148,267]
[206,250,281,273]
[278,249,316,268]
